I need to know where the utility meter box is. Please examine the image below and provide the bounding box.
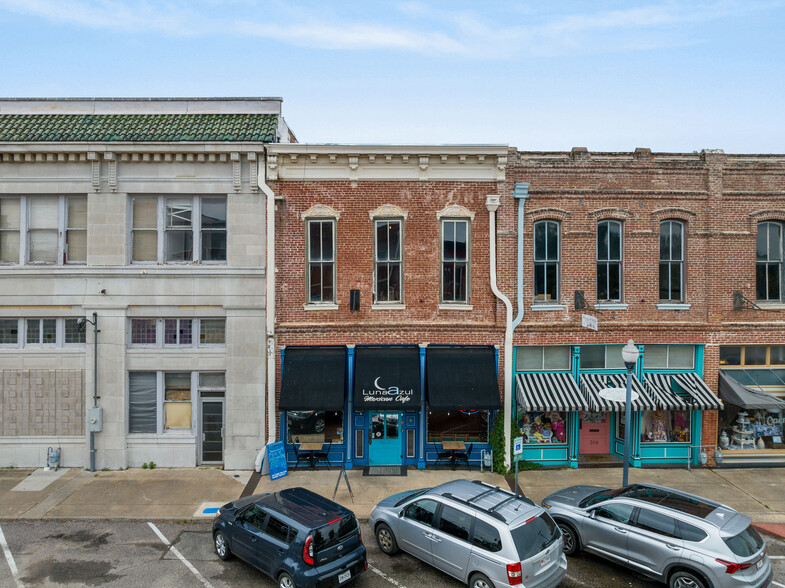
[87,407,103,432]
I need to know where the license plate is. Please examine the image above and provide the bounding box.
[540,554,550,567]
[757,558,763,570]
[338,570,351,583]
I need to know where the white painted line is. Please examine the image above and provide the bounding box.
[769,555,785,559]
[772,581,785,588]
[564,573,590,586]
[368,563,407,588]
[147,522,213,588]
[0,524,24,588]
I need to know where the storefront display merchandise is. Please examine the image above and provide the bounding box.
[748,409,785,447]
[518,411,567,444]
[730,412,755,449]
[640,409,691,443]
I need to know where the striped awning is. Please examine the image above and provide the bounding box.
[671,373,723,410]
[580,373,658,412]
[516,372,592,412]
[643,373,692,410]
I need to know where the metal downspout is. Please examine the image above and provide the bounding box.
[255,149,277,471]
[486,195,513,470]
[509,183,529,461]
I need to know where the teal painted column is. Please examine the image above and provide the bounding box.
[633,344,644,468]
[572,346,581,468]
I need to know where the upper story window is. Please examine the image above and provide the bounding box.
[659,220,684,302]
[643,345,695,369]
[0,318,85,348]
[441,219,469,303]
[516,346,571,371]
[306,219,336,304]
[0,196,87,265]
[720,345,785,367]
[580,344,625,370]
[128,318,226,348]
[374,219,402,303]
[131,196,226,264]
[534,220,559,302]
[597,220,622,302]
[756,221,783,302]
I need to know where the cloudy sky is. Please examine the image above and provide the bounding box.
[1,1,783,152]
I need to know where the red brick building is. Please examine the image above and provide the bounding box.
[504,148,785,468]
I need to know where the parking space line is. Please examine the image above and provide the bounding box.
[772,581,784,588]
[368,563,407,588]
[147,522,214,588]
[0,524,24,588]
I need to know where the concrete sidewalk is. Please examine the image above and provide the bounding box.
[1,465,784,536]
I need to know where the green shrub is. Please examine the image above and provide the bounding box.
[490,410,511,475]
[142,462,148,469]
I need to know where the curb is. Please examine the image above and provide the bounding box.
[754,523,785,540]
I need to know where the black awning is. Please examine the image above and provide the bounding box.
[280,347,347,410]
[718,371,785,410]
[426,347,501,411]
[353,346,422,409]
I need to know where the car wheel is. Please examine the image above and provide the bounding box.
[469,572,496,588]
[375,522,399,555]
[314,418,325,433]
[669,570,706,588]
[278,572,295,588]
[558,522,579,555]
[214,531,232,561]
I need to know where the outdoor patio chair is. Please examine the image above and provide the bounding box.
[312,440,332,469]
[291,443,312,471]
[453,443,473,469]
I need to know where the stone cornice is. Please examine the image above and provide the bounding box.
[266,144,507,184]
[0,143,266,163]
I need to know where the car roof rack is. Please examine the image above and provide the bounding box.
[441,482,536,523]
[441,492,506,522]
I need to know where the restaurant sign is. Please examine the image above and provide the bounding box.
[353,347,422,409]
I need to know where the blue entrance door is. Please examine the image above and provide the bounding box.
[369,411,402,465]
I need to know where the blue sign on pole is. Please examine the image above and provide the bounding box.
[267,441,288,481]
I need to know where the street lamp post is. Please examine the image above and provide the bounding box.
[621,339,640,487]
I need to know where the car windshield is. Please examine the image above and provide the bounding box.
[723,525,765,558]
[511,512,560,560]
[394,488,430,508]
[578,486,628,508]
[313,515,358,551]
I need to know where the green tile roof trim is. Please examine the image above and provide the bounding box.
[0,113,278,143]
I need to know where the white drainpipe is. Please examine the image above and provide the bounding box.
[255,151,278,471]
[486,194,514,470]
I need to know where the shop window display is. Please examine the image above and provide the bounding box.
[718,407,784,450]
[427,411,489,443]
[287,411,343,444]
[518,411,567,444]
[639,410,691,443]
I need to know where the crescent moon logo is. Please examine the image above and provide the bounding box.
[374,377,384,390]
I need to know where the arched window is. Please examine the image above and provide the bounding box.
[597,220,622,301]
[534,220,559,302]
[659,220,684,302]
[757,221,784,301]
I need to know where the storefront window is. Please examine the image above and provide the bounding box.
[719,407,784,450]
[639,410,691,443]
[427,411,488,443]
[580,345,625,369]
[287,411,344,444]
[517,411,568,444]
[515,346,571,371]
[720,345,785,367]
[643,345,694,369]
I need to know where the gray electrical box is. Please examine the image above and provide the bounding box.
[87,407,103,432]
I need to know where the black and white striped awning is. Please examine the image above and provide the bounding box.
[516,372,591,412]
[580,373,658,412]
[667,373,723,410]
[643,373,692,410]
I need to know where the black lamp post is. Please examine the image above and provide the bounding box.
[621,339,640,487]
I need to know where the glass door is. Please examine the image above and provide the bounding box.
[369,411,402,465]
[200,399,224,464]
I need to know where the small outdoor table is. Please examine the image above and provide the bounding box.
[298,442,323,469]
[441,440,466,469]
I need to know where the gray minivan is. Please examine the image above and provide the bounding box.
[369,479,566,588]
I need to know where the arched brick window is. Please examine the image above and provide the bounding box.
[757,221,784,301]
[534,220,560,302]
[659,220,684,302]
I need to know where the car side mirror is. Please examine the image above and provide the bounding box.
[587,509,597,519]
[398,510,404,518]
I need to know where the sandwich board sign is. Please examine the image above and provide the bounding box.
[266,441,288,481]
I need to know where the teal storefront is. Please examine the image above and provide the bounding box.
[513,344,722,469]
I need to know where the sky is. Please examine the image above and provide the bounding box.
[1,0,783,153]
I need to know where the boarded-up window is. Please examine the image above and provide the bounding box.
[164,372,191,429]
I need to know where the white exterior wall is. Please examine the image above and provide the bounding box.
[0,145,267,470]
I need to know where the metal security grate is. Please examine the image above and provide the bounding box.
[365,465,405,476]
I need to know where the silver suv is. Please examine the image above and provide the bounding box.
[542,483,772,588]
[369,479,567,588]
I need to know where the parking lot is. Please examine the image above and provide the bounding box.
[0,520,783,588]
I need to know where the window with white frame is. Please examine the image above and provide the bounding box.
[130,196,226,264]
[128,371,225,434]
[441,219,469,303]
[534,220,559,302]
[643,345,695,369]
[659,220,684,302]
[306,219,336,303]
[128,318,225,347]
[0,196,87,265]
[375,219,402,303]
[597,220,622,302]
[0,318,85,347]
[756,221,784,302]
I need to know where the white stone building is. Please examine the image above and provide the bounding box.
[0,98,289,469]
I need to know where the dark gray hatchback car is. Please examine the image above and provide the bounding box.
[213,487,367,588]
